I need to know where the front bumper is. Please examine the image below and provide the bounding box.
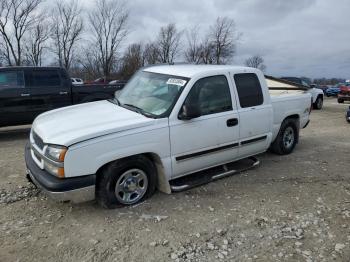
[25,142,96,203]
[338,94,350,101]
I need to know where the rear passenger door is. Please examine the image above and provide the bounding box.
[27,68,71,117]
[0,70,33,126]
[232,73,273,158]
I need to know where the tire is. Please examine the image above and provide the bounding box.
[338,99,344,103]
[96,155,157,209]
[313,96,323,110]
[270,119,299,155]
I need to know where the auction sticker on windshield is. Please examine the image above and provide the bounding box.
[166,78,187,86]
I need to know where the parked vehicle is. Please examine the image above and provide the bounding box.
[71,78,84,85]
[337,83,350,103]
[281,77,324,109]
[325,85,341,97]
[0,67,125,127]
[90,77,113,84]
[109,80,127,85]
[346,106,350,122]
[25,65,312,208]
[311,84,328,94]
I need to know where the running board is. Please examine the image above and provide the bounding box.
[170,157,260,192]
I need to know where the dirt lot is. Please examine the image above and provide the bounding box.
[0,98,349,262]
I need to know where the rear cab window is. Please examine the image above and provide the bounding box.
[234,73,264,108]
[30,69,62,87]
[0,70,24,89]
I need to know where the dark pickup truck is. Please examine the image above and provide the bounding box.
[0,67,125,127]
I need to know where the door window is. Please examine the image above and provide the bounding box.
[0,71,24,89]
[234,73,263,108]
[31,70,61,87]
[184,75,232,116]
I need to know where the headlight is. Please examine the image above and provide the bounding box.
[45,145,67,162]
[44,161,65,178]
[44,145,67,178]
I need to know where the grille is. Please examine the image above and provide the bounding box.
[33,132,44,150]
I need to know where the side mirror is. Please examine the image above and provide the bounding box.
[179,104,201,120]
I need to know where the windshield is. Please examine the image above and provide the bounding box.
[116,71,189,117]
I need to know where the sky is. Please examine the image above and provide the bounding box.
[80,0,350,79]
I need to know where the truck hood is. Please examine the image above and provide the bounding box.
[32,100,156,146]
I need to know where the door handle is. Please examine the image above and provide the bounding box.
[21,93,30,97]
[59,91,68,95]
[227,118,238,127]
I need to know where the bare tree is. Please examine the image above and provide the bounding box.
[0,0,43,65]
[209,17,239,64]
[0,40,11,66]
[78,47,101,80]
[199,39,215,64]
[25,20,49,66]
[88,0,129,78]
[245,55,266,72]
[51,0,83,70]
[118,43,145,79]
[156,23,182,64]
[184,26,202,64]
[0,41,5,66]
[143,42,159,65]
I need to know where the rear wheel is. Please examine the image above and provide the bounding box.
[338,98,344,103]
[96,155,157,209]
[313,96,323,110]
[270,119,299,155]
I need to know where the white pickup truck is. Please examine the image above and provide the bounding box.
[25,65,312,208]
[279,77,324,110]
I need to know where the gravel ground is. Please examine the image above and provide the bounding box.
[0,98,349,262]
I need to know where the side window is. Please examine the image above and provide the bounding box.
[0,71,24,89]
[185,75,232,116]
[31,70,61,87]
[234,73,263,108]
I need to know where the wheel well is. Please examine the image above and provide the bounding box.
[95,153,171,194]
[284,114,299,121]
[317,94,323,100]
[282,115,300,142]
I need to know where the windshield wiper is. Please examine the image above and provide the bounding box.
[108,98,121,106]
[122,103,156,118]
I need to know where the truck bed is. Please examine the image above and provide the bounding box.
[266,76,309,102]
[267,77,311,141]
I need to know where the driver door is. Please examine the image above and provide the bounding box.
[169,74,240,178]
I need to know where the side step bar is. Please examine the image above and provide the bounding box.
[170,157,260,192]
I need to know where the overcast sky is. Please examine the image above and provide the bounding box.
[80,0,350,79]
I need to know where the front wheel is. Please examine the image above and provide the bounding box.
[96,155,157,209]
[270,119,299,155]
[338,98,344,103]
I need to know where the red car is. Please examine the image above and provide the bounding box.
[338,83,350,103]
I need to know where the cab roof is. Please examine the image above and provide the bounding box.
[143,64,256,78]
